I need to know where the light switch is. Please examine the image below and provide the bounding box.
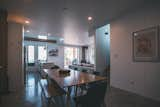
[114,54,119,58]
[0,66,3,69]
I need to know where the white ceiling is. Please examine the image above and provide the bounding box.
[0,0,151,44]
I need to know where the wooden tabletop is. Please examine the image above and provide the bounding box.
[43,69,107,88]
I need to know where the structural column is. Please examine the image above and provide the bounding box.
[0,9,8,94]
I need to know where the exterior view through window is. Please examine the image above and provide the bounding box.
[64,47,80,68]
[38,46,47,62]
[28,45,35,63]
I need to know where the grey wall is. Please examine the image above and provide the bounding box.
[110,4,160,101]
[8,22,23,92]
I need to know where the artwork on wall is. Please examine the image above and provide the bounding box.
[133,26,159,62]
[49,48,58,56]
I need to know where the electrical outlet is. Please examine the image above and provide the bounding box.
[0,66,3,69]
[130,81,135,85]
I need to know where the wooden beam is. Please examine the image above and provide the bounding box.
[24,37,57,43]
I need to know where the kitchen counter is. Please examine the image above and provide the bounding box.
[69,64,95,73]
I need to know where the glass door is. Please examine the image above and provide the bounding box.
[26,45,47,72]
[64,47,80,68]
[27,45,35,65]
[38,46,47,63]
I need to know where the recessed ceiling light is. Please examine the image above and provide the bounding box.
[88,16,93,21]
[26,30,30,33]
[25,20,30,24]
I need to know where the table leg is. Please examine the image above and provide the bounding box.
[75,86,78,96]
[66,86,72,107]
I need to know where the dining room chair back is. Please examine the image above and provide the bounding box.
[40,79,66,107]
[87,81,107,101]
[74,81,107,107]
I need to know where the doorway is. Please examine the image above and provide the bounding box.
[64,47,80,68]
[24,45,47,84]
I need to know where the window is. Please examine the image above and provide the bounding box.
[28,45,35,63]
[64,47,80,67]
[38,46,47,62]
[88,46,95,64]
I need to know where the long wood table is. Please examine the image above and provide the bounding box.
[43,69,107,88]
[43,69,107,107]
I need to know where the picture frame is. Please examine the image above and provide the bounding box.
[48,48,58,56]
[133,26,159,62]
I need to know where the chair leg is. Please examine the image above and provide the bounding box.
[0,95,1,104]
[75,86,78,96]
[60,95,65,107]
[41,90,51,107]
[46,98,50,107]
[41,91,46,106]
[75,102,79,107]
[101,101,106,107]
[51,97,59,107]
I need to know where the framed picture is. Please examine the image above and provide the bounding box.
[133,26,159,62]
[48,48,58,56]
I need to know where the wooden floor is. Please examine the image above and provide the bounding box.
[0,72,160,107]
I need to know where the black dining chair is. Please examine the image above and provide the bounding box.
[51,65,60,69]
[81,69,87,73]
[75,69,88,95]
[38,68,66,107]
[40,79,66,107]
[74,81,107,107]
[74,67,78,71]
[92,71,100,76]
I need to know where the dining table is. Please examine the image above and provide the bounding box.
[43,68,107,107]
[43,68,107,89]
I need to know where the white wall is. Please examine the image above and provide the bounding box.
[95,24,110,74]
[8,22,23,92]
[47,44,64,68]
[110,4,160,101]
[63,31,89,46]
[62,14,90,46]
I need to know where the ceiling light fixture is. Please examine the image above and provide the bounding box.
[88,16,93,21]
[25,20,30,24]
[26,30,30,33]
